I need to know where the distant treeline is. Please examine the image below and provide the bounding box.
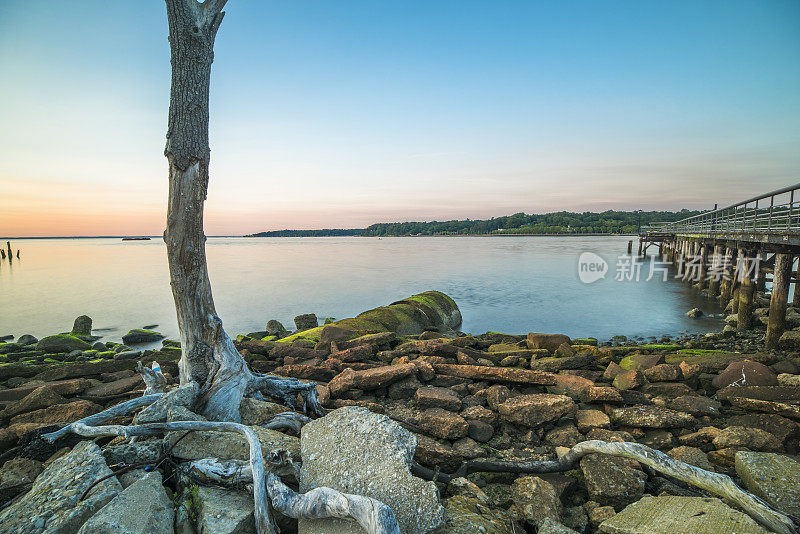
[361,210,703,236]
[247,209,704,237]
[246,228,363,237]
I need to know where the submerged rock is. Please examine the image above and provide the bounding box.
[71,315,93,337]
[299,406,445,533]
[121,329,165,345]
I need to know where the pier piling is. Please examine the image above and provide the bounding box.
[766,253,792,349]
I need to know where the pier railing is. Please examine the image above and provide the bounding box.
[641,182,800,242]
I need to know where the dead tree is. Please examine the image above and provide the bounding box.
[45,2,401,533]
[162,0,322,422]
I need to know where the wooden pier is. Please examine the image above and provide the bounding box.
[639,183,800,349]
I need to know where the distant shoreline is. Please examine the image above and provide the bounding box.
[4,233,638,240]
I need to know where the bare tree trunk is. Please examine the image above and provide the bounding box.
[164,0,248,421]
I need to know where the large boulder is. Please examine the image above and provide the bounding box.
[0,441,122,533]
[497,394,576,428]
[299,407,445,533]
[735,451,800,518]
[77,471,173,534]
[598,496,769,533]
[36,334,92,353]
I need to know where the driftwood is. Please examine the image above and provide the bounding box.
[60,420,277,534]
[459,440,797,534]
[42,374,395,534]
[261,412,313,434]
[185,456,401,534]
[138,361,168,395]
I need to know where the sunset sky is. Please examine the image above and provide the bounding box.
[1,0,799,237]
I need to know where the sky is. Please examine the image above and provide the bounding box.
[1,1,799,237]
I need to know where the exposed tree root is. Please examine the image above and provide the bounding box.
[261,412,312,434]
[185,456,401,534]
[57,420,277,534]
[247,373,326,417]
[459,440,797,534]
[42,394,162,442]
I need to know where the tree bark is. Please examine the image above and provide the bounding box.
[164,0,250,422]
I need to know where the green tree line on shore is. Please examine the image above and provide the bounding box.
[247,209,703,237]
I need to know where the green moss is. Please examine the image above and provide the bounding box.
[35,334,92,353]
[638,344,684,351]
[573,338,598,346]
[487,343,519,353]
[96,351,116,359]
[276,326,325,344]
[664,352,741,366]
[676,348,731,355]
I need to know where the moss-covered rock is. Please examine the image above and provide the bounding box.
[35,334,92,354]
[277,290,462,342]
[122,329,165,345]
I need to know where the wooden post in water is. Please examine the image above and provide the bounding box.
[756,252,766,294]
[637,239,643,257]
[766,253,792,349]
[698,243,709,289]
[708,243,724,297]
[737,252,756,330]
[719,245,734,305]
[6,242,11,264]
[793,257,800,307]
[627,240,632,254]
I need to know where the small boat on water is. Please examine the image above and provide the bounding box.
[122,237,151,241]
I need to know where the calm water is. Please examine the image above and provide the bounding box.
[0,236,725,343]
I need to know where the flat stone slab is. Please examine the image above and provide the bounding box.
[299,406,445,534]
[0,440,122,534]
[76,471,173,534]
[735,451,800,518]
[598,496,769,534]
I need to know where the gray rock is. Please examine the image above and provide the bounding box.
[196,485,255,534]
[735,451,800,518]
[598,495,769,533]
[299,406,445,534]
[0,441,122,534]
[77,471,173,534]
[103,441,164,466]
[539,518,580,534]
[443,494,517,534]
[72,315,93,336]
[510,475,561,526]
[266,319,289,338]
[294,314,319,331]
[580,454,645,511]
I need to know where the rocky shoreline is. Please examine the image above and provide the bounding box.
[0,293,799,533]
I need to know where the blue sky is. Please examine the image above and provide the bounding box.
[1,0,798,236]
